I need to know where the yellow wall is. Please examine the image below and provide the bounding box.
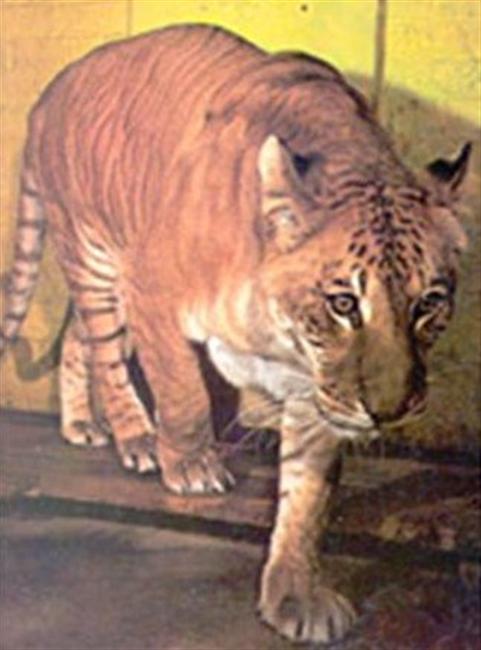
[132,0,377,77]
[1,1,130,411]
[386,0,480,124]
[131,0,481,124]
[1,1,480,444]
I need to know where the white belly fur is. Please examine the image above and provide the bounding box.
[206,336,313,401]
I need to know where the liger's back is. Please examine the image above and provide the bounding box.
[25,24,369,252]
[25,26,267,237]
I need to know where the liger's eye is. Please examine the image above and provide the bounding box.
[413,289,450,319]
[326,292,359,317]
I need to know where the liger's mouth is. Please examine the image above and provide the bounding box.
[315,386,428,439]
[377,400,428,430]
[371,390,428,428]
[316,395,377,439]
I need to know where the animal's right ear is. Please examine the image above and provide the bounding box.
[256,135,318,254]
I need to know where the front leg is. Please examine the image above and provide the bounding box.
[259,400,356,644]
[128,300,234,495]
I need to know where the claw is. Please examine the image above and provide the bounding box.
[118,433,158,474]
[259,562,357,644]
[62,420,110,447]
[160,447,235,495]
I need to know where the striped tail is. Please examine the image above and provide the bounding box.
[0,173,46,357]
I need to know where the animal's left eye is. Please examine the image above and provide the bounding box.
[327,292,359,317]
[414,289,450,317]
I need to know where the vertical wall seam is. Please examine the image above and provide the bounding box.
[126,0,133,36]
[372,0,388,117]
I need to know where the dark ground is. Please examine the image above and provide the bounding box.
[1,409,480,650]
[1,512,479,650]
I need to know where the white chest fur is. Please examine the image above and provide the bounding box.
[206,336,313,401]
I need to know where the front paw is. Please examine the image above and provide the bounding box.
[159,445,235,495]
[259,559,357,644]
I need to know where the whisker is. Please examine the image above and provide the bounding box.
[220,398,282,439]
[218,399,282,459]
[220,421,280,459]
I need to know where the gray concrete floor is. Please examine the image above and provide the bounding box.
[1,514,479,650]
[0,516,296,650]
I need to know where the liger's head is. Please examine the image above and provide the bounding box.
[255,135,470,437]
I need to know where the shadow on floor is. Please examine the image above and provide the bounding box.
[1,515,479,650]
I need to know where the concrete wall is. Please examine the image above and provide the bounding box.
[1,0,479,446]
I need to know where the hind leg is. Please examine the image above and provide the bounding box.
[74,298,158,474]
[53,228,158,473]
[60,315,110,447]
[60,308,156,472]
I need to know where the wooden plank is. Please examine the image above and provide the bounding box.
[0,414,277,527]
[0,411,479,559]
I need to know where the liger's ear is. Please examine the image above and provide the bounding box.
[256,135,319,254]
[257,135,303,212]
[426,142,472,197]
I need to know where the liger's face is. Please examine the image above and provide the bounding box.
[262,200,462,437]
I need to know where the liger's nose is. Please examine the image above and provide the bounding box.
[403,390,427,415]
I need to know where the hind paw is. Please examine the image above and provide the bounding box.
[62,420,111,448]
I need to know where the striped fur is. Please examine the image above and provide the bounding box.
[1,25,469,644]
[1,175,45,352]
